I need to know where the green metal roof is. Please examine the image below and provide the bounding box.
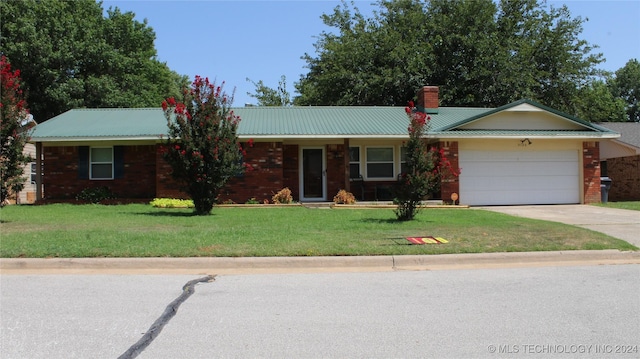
[30,102,618,142]
[31,108,168,140]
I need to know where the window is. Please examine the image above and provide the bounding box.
[30,163,36,184]
[366,147,394,179]
[90,147,113,179]
[349,146,361,178]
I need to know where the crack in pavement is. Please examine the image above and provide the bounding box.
[118,275,216,359]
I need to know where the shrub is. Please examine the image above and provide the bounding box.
[245,197,260,204]
[333,189,356,204]
[76,186,114,204]
[150,198,195,208]
[272,187,293,204]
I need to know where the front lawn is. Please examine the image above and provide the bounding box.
[0,204,636,258]
[593,201,640,211]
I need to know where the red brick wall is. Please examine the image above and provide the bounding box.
[44,145,156,199]
[157,142,288,204]
[43,146,79,199]
[283,145,299,201]
[607,155,640,201]
[326,144,346,200]
[155,145,188,199]
[218,142,285,203]
[583,141,601,204]
[439,141,459,204]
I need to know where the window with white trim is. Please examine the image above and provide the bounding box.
[349,146,361,178]
[366,147,394,179]
[90,147,113,179]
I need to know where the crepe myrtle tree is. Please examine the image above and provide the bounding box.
[1,56,32,206]
[395,101,459,221]
[161,76,251,215]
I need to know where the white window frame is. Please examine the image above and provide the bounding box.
[365,146,395,180]
[349,146,362,179]
[90,147,114,180]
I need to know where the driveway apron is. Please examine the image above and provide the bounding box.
[477,205,640,247]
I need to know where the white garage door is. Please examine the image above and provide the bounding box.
[459,150,580,206]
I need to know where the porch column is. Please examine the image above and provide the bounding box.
[582,141,601,204]
[35,142,43,202]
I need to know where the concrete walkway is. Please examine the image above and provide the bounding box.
[478,204,640,247]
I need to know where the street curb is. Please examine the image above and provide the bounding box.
[1,250,639,275]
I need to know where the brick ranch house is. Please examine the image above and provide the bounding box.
[29,86,618,206]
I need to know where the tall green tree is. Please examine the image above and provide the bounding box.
[0,0,186,122]
[296,0,432,106]
[610,59,640,122]
[0,57,32,206]
[246,75,292,106]
[295,0,603,113]
[574,80,627,122]
[162,77,246,215]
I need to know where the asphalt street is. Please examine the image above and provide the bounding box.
[2,264,639,358]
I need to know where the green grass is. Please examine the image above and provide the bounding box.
[0,204,636,258]
[593,201,640,211]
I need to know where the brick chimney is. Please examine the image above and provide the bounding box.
[416,86,439,114]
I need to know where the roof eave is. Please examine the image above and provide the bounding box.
[431,133,621,139]
[31,135,165,143]
[241,134,409,140]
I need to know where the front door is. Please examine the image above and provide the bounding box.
[300,147,326,201]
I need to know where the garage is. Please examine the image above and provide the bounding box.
[459,150,580,206]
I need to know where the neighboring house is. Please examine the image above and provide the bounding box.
[3,143,37,205]
[4,116,38,205]
[597,122,640,201]
[16,143,37,204]
[29,86,619,206]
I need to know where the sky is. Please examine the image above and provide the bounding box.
[101,0,640,107]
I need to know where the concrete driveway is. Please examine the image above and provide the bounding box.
[478,205,640,247]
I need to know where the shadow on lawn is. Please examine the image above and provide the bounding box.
[132,210,206,217]
[356,217,435,224]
